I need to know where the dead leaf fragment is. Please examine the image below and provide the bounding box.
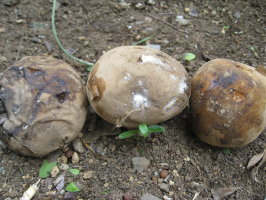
[247,151,265,169]
[211,187,241,200]
[251,149,266,182]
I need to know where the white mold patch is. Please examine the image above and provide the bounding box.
[178,79,187,93]
[140,55,166,66]
[123,72,132,80]
[164,97,178,111]
[170,74,177,80]
[132,93,149,108]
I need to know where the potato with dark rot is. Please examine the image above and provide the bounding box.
[86,46,190,128]
[0,56,87,157]
[191,59,266,147]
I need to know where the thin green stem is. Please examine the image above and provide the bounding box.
[52,0,94,70]
[131,36,152,46]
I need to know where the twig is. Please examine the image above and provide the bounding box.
[15,34,24,63]
[147,14,186,33]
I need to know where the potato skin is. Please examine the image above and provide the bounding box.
[0,56,87,157]
[86,46,190,128]
[191,59,266,147]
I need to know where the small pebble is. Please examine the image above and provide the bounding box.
[59,163,69,171]
[71,152,79,164]
[73,140,85,154]
[83,171,94,179]
[151,176,158,184]
[123,193,134,200]
[51,166,60,178]
[169,180,174,186]
[159,183,170,192]
[65,150,74,158]
[160,170,168,179]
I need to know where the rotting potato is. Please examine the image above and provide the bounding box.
[191,59,266,147]
[0,56,87,157]
[86,46,190,128]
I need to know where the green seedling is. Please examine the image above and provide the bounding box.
[65,182,81,192]
[68,168,80,176]
[119,124,165,139]
[184,53,196,61]
[39,160,57,178]
[223,148,231,155]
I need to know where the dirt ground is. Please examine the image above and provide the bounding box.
[0,0,266,199]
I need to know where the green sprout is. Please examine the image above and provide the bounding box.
[118,124,165,139]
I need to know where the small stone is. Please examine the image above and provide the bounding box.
[158,178,163,183]
[73,139,85,154]
[141,193,162,200]
[104,183,109,187]
[189,8,198,17]
[169,191,174,196]
[123,193,134,200]
[151,175,158,184]
[184,7,190,12]
[78,36,86,41]
[135,2,144,9]
[83,171,94,179]
[15,19,25,24]
[159,183,170,192]
[59,163,69,171]
[65,150,74,158]
[51,166,60,177]
[175,16,190,26]
[160,170,168,178]
[129,176,134,181]
[88,159,94,164]
[169,180,174,186]
[132,157,150,172]
[0,27,6,33]
[162,39,169,45]
[172,170,179,177]
[163,195,172,200]
[72,152,79,164]
[147,0,155,5]
[233,11,241,19]
[59,155,68,164]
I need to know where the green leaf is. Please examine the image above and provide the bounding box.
[118,130,139,139]
[139,123,149,137]
[39,160,57,178]
[223,148,231,155]
[148,125,166,133]
[68,168,80,176]
[223,25,230,29]
[65,182,81,192]
[184,53,196,61]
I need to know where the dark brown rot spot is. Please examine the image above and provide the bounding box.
[55,90,70,103]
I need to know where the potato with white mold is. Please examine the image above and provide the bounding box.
[86,46,191,128]
[191,59,266,147]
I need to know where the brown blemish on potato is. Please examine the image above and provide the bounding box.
[88,64,106,102]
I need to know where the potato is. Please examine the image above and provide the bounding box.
[86,46,190,128]
[0,56,87,157]
[191,59,266,147]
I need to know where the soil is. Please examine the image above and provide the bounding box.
[0,0,265,200]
